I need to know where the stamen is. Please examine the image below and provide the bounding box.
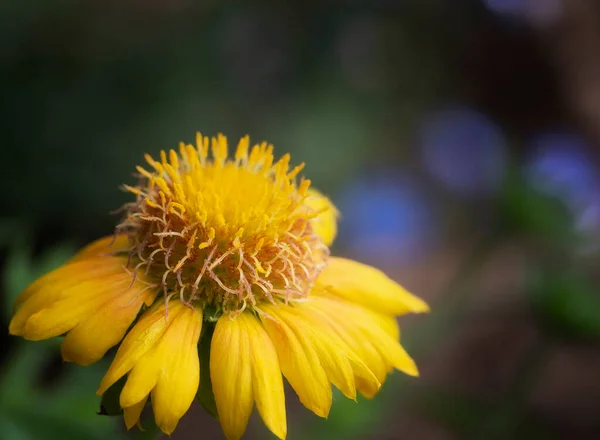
[145,248,164,274]
[114,134,330,317]
[164,291,178,321]
[192,245,217,293]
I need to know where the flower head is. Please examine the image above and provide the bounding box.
[120,133,327,316]
[9,133,429,439]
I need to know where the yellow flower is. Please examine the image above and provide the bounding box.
[9,133,429,440]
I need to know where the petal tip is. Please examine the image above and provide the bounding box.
[96,383,109,397]
[401,364,420,378]
[156,417,179,436]
[271,425,287,440]
[413,301,430,314]
[8,320,22,336]
[60,343,96,366]
[313,405,331,419]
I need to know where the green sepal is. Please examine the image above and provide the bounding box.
[196,322,219,420]
[98,376,127,417]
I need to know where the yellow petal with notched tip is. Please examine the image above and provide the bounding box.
[97,302,184,396]
[61,282,155,365]
[245,313,287,440]
[10,257,132,333]
[260,305,332,418]
[303,299,389,383]
[294,297,385,396]
[310,297,419,377]
[151,305,202,435]
[108,302,202,435]
[10,255,156,368]
[211,314,254,440]
[123,396,148,430]
[275,305,357,400]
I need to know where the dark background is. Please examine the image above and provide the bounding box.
[2,1,600,439]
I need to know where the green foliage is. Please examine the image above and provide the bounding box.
[500,171,574,245]
[530,269,600,340]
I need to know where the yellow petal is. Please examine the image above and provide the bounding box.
[364,309,400,341]
[316,257,429,316]
[211,314,254,440]
[344,348,381,398]
[152,305,202,435]
[259,305,332,418]
[311,297,419,378]
[244,313,287,440]
[119,347,163,408]
[61,283,156,365]
[70,235,130,262]
[10,257,130,334]
[278,306,356,400]
[296,298,381,398]
[304,189,338,247]
[304,298,388,383]
[18,297,102,341]
[97,301,184,396]
[355,377,380,399]
[12,259,149,344]
[390,344,418,377]
[123,396,148,430]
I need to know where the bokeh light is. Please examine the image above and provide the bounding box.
[484,0,527,15]
[420,106,507,198]
[526,132,600,233]
[336,171,437,269]
[483,0,563,27]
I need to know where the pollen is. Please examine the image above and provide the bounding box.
[117,133,329,316]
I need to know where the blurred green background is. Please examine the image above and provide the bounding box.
[2,1,600,439]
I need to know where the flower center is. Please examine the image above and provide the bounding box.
[117,134,329,316]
